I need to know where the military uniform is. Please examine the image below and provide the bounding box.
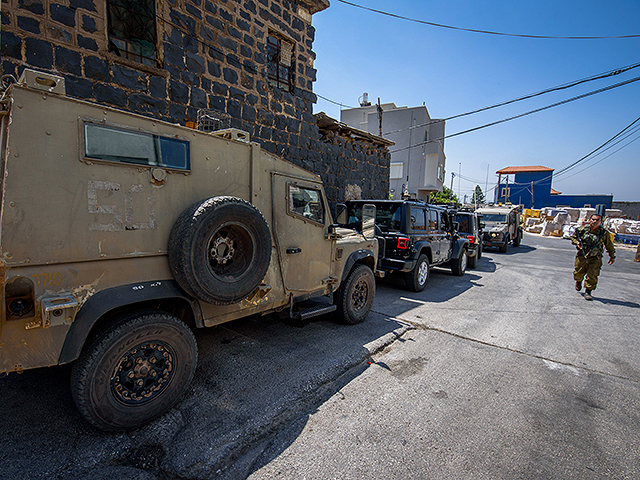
[571,224,615,292]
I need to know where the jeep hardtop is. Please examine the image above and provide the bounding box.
[453,209,483,268]
[344,200,469,291]
[0,70,378,431]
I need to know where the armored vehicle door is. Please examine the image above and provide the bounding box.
[272,173,332,294]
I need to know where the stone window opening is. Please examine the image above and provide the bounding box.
[267,32,294,92]
[107,0,157,67]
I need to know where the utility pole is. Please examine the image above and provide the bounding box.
[450,172,455,191]
[377,97,383,137]
[485,164,489,200]
[531,181,534,209]
[505,175,509,203]
[458,162,461,199]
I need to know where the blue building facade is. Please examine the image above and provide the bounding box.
[493,166,613,209]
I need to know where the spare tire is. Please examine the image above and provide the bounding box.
[168,196,271,305]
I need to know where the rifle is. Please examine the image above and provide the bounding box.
[575,227,605,257]
[574,228,586,256]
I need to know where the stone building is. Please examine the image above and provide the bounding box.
[0,0,389,203]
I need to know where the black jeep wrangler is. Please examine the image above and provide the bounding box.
[345,200,470,292]
[453,209,483,268]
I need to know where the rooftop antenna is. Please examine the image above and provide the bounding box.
[359,92,371,107]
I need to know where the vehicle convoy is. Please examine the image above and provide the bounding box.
[345,200,470,292]
[453,209,483,268]
[0,70,378,431]
[476,204,523,252]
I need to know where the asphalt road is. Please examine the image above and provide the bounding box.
[1,233,639,480]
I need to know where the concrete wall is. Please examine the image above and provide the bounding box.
[612,201,640,220]
[341,103,445,200]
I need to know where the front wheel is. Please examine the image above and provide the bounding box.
[500,237,509,253]
[512,231,521,247]
[71,311,198,432]
[404,254,429,292]
[335,264,375,325]
[451,249,468,276]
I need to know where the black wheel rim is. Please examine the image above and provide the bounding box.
[206,221,256,281]
[111,341,175,406]
[352,278,369,311]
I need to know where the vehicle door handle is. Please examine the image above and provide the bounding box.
[286,247,302,254]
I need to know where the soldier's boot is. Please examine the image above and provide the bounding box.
[575,281,582,291]
[584,290,593,301]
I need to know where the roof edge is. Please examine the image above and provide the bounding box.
[315,112,395,147]
[496,165,554,174]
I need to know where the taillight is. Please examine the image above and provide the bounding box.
[467,235,475,244]
[397,237,409,249]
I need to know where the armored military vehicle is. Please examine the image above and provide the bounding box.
[476,204,523,252]
[0,70,378,431]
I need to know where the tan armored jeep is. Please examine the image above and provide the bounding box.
[0,70,378,431]
[476,204,523,253]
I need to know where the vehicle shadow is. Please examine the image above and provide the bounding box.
[482,244,537,256]
[0,309,410,480]
[375,267,486,307]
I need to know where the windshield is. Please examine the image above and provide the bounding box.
[454,214,471,234]
[481,213,507,223]
[347,203,403,231]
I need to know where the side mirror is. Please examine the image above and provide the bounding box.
[361,204,376,240]
[479,222,486,229]
[335,203,347,225]
[452,221,459,232]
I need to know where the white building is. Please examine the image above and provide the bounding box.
[340,103,446,200]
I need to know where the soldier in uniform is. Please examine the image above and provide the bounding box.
[571,206,615,301]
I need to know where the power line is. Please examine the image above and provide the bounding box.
[337,0,640,39]
[554,115,640,176]
[487,116,640,189]
[388,74,640,154]
[381,62,640,136]
[316,93,357,110]
[555,132,640,182]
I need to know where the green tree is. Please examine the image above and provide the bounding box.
[429,186,459,206]
[471,185,485,204]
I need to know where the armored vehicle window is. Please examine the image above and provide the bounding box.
[84,123,190,170]
[410,206,426,231]
[288,184,324,225]
[482,213,507,223]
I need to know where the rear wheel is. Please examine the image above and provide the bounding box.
[71,311,197,432]
[336,264,375,324]
[451,249,468,276]
[404,254,429,292]
[468,249,478,269]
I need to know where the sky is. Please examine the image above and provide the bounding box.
[310,0,640,202]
